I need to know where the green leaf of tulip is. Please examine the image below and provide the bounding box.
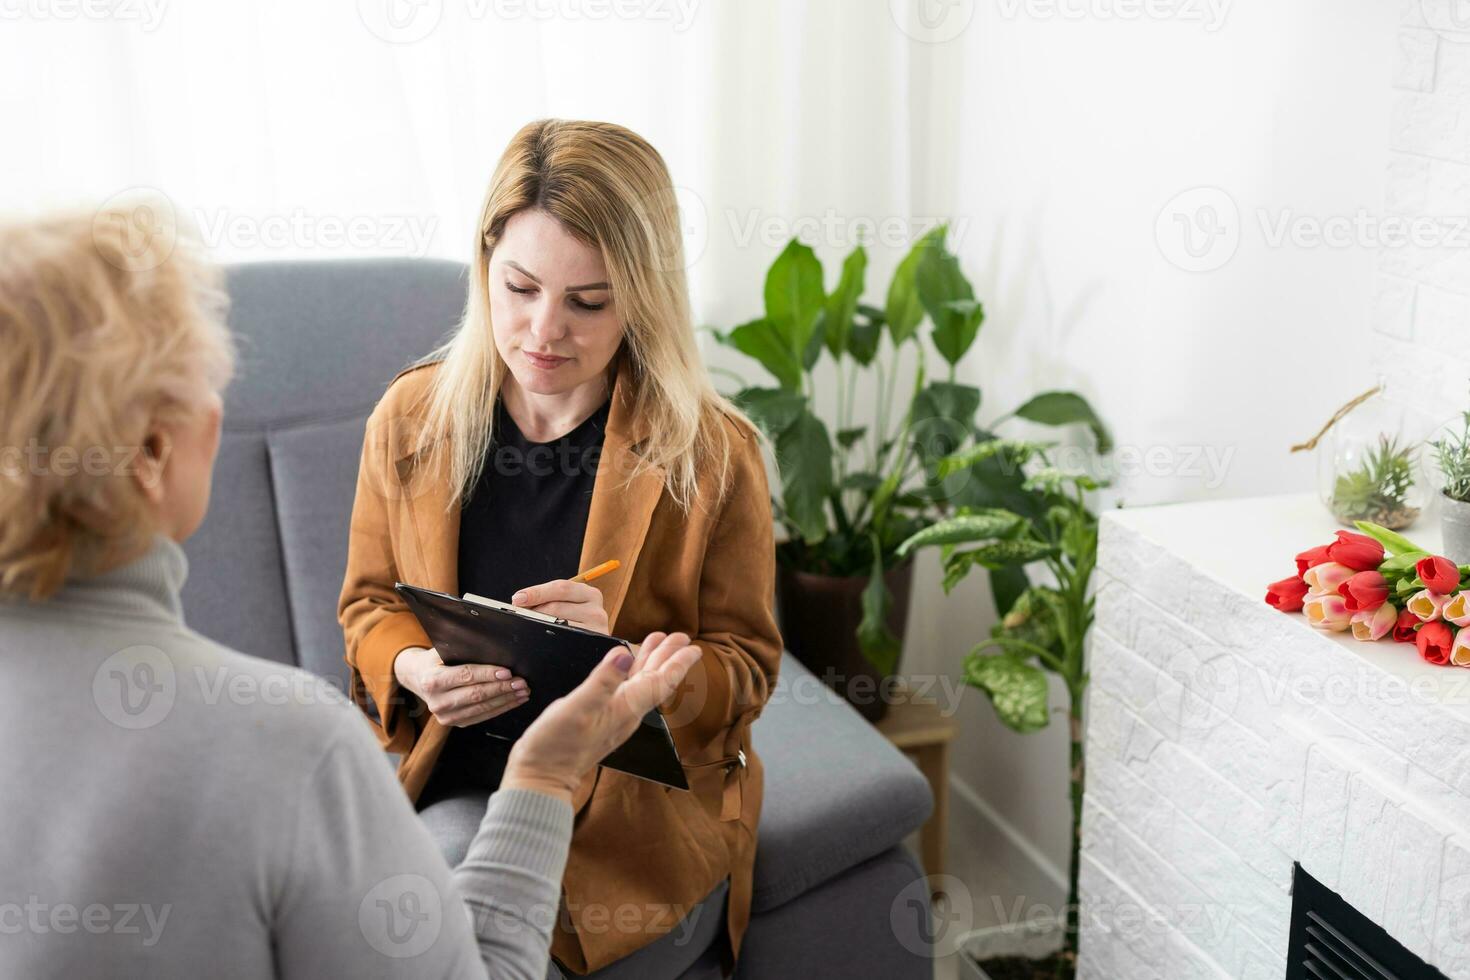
[1352,520,1425,557]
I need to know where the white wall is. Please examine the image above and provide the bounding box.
[895,0,1404,891]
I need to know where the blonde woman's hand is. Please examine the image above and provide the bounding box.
[502,631,702,803]
[511,579,609,634]
[393,646,530,727]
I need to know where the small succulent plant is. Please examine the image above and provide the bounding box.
[1330,434,1420,529]
[1433,406,1470,503]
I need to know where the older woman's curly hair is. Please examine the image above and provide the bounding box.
[0,202,236,599]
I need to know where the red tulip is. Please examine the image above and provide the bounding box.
[1417,620,1454,665]
[1415,555,1462,595]
[1265,576,1309,612]
[1325,530,1385,572]
[1337,570,1388,612]
[1295,545,1332,576]
[1392,609,1419,643]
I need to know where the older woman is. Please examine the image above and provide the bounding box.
[0,206,701,979]
[338,118,783,977]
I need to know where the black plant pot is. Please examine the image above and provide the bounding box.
[775,558,914,723]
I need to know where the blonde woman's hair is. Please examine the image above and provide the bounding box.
[0,203,236,599]
[415,118,755,513]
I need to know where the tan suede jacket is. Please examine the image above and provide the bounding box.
[337,353,782,974]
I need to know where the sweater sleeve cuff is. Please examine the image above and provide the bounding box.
[462,788,574,883]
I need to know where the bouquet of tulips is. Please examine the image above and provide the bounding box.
[1265,521,1470,667]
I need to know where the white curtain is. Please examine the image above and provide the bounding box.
[1,0,955,334]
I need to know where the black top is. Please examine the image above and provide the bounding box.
[416,392,612,808]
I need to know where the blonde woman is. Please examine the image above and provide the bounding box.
[338,119,783,977]
[0,206,704,979]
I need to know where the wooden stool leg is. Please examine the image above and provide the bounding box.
[917,742,948,881]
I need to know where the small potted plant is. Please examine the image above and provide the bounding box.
[1328,434,1420,529]
[1295,381,1432,531]
[1432,400,1470,565]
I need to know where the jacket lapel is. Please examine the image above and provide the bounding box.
[579,356,666,636]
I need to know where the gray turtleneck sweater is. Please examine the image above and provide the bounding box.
[0,535,571,979]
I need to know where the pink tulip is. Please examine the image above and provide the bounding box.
[1303,562,1354,596]
[1350,602,1399,641]
[1304,593,1353,631]
[1453,628,1470,667]
[1408,589,1448,623]
[1443,592,1470,628]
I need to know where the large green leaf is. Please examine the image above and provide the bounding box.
[937,438,1053,479]
[764,240,825,356]
[848,304,885,365]
[824,246,867,358]
[964,652,1050,733]
[896,509,1025,556]
[721,318,802,390]
[1012,391,1113,454]
[775,408,834,542]
[916,241,983,365]
[732,386,807,437]
[857,542,901,675]
[957,538,1056,569]
[885,230,940,345]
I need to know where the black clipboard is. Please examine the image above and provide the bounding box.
[395,583,689,790]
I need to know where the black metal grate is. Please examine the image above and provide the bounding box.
[1285,864,1449,980]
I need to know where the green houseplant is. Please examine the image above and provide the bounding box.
[1432,399,1470,564]
[896,436,1110,980]
[712,225,1108,721]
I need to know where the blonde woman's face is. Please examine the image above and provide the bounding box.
[488,209,623,398]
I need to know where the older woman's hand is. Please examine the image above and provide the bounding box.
[393,646,530,727]
[511,579,609,634]
[501,631,701,803]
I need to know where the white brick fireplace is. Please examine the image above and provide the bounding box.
[1077,494,1470,979]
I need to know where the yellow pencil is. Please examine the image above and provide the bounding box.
[570,559,620,584]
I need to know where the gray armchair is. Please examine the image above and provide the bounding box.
[181,258,936,978]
